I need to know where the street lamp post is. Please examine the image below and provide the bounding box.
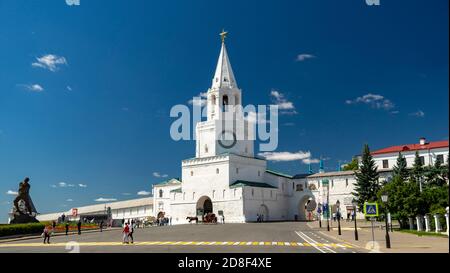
[336,200,342,235]
[419,177,423,193]
[352,199,359,241]
[381,194,391,249]
[325,180,330,232]
[318,202,322,228]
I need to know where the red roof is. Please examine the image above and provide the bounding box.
[371,140,449,155]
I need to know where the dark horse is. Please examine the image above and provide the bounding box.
[186,216,198,224]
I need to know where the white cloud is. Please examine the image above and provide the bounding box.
[95,197,117,202]
[137,190,151,196]
[20,84,44,92]
[296,54,316,62]
[270,90,297,115]
[153,172,168,178]
[50,184,57,188]
[188,92,207,107]
[283,122,295,126]
[78,184,87,188]
[244,110,271,125]
[258,151,311,162]
[409,110,425,117]
[66,199,74,202]
[346,93,395,111]
[32,54,67,72]
[6,190,18,195]
[58,182,67,187]
[66,86,72,91]
[302,158,320,164]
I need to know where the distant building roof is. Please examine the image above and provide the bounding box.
[170,187,182,193]
[153,178,182,187]
[293,173,311,179]
[265,169,293,179]
[371,140,449,155]
[307,170,356,178]
[230,180,277,189]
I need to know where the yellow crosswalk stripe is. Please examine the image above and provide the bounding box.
[0,241,353,249]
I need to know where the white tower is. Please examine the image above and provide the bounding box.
[196,31,254,158]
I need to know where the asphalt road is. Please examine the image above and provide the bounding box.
[0,222,365,253]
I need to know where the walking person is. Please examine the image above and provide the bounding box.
[77,220,82,235]
[99,220,104,232]
[122,223,130,244]
[65,222,69,235]
[222,214,225,224]
[129,221,135,243]
[42,226,51,244]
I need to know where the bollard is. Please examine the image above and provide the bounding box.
[408,217,414,230]
[416,216,423,232]
[434,214,442,233]
[424,215,431,232]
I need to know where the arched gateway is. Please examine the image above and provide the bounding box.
[298,195,315,221]
[196,196,213,217]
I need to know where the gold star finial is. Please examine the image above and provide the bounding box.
[220,29,228,43]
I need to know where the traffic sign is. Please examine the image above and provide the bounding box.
[322,179,329,186]
[363,202,379,217]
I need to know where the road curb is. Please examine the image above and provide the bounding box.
[0,227,121,243]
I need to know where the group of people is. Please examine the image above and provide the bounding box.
[256,214,265,222]
[42,220,83,244]
[122,219,136,244]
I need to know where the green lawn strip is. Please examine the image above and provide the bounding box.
[395,229,448,238]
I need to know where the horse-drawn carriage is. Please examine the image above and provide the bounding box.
[203,213,217,224]
[186,212,217,224]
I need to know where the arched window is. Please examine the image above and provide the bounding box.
[235,95,239,105]
[216,168,220,174]
[212,190,216,198]
[258,170,261,177]
[223,189,226,198]
[222,95,229,111]
[211,95,216,105]
[205,144,208,153]
[183,192,186,200]
[251,189,254,196]
[190,171,194,176]
[234,189,237,197]
[159,189,163,198]
[236,168,239,174]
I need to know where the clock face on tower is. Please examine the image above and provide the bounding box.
[218,130,237,149]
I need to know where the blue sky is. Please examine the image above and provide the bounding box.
[0,0,448,223]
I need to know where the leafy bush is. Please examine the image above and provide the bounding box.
[0,223,45,237]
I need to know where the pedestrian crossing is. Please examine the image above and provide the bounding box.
[0,241,354,249]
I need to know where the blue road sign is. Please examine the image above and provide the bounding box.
[363,202,379,217]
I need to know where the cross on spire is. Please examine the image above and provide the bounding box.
[220,29,228,44]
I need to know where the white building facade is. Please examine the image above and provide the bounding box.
[36,197,153,224]
[152,36,315,224]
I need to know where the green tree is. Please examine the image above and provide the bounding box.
[410,151,424,184]
[353,144,380,210]
[392,152,409,181]
[343,158,359,171]
[378,175,423,228]
[424,159,446,187]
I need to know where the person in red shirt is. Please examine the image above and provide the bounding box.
[122,223,130,244]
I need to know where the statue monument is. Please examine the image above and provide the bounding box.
[9,177,39,224]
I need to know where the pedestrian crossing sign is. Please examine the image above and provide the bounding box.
[363,202,379,217]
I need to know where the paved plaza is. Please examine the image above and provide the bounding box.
[0,222,363,253]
